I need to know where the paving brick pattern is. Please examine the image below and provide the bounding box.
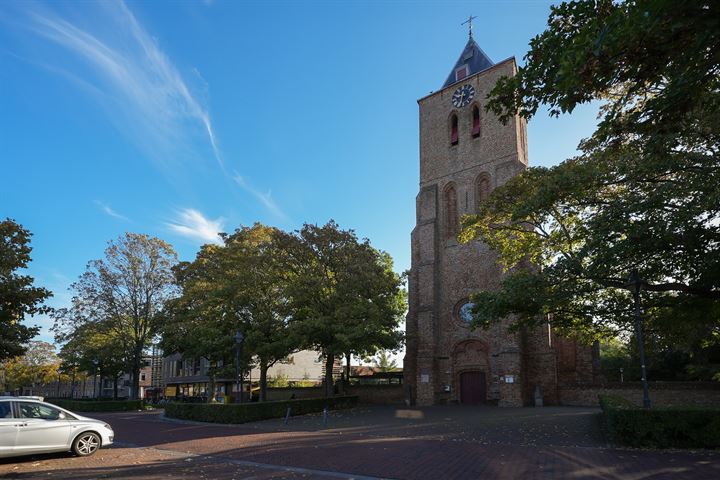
[1,406,718,479]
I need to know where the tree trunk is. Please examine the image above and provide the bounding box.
[131,343,142,400]
[209,370,217,403]
[113,375,118,400]
[259,361,268,402]
[70,370,76,399]
[324,352,335,398]
[345,353,351,383]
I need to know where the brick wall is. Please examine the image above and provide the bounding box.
[559,382,720,407]
[264,387,323,401]
[346,385,406,405]
[261,386,405,405]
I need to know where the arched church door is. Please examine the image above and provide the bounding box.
[460,371,486,404]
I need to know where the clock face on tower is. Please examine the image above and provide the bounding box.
[452,84,475,108]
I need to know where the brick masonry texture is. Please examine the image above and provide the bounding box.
[405,56,597,407]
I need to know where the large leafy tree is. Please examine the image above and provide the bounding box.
[55,322,127,398]
[54,233,177,399]
[162,224,297,402]
[0,219,52,361]
[281,221,406,397]
[2,341,63,393]
[460,0,720,341]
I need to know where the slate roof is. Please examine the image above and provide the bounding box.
[442,37,494,89]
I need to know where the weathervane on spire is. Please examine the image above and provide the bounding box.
[461,15,477,39]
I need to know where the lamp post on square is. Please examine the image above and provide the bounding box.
[625,269,651,409]
[234,330,245,404]
[91,358,99,399]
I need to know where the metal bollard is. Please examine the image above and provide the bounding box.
[284,407,292,425]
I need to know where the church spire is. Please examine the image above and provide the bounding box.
[442,20,494,89]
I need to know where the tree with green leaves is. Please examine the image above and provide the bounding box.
[54,233,177,399]
[2,341,63,393]
[460,0,720,342]
[55,322,127,398]
[281,221,406,397]
[162,224,298,402]
[373,350,399,373]
[0,219,52,361]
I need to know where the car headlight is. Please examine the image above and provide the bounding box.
[103,423,113,431]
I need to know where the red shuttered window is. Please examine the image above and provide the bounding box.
[450,114,459,145]
[472,105,481,137]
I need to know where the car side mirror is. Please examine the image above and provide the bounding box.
[58,412,66,420]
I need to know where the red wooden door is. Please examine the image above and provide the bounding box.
[460,371,486,404]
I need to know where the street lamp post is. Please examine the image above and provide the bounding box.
[92,358,99,399]
[234,330,245,404]
[625,269,651,409]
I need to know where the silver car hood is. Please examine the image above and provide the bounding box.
[72,414,107,425]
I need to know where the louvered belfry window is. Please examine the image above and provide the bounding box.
[451,114,459,145]
[472,105,481,137]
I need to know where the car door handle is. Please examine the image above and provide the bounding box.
[14,423,28,427]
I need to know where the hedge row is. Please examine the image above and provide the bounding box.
[165,395,358,424]
[599,394,720,449]
[48,399,143,412]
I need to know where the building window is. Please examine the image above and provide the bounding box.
[450,114,459,145]
[475,173,491,211]
[140,373,146,382]
[455,65,468,82]
[471,105,481,137]
[444,183,458,239]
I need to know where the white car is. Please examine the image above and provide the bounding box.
[0,397,114,458]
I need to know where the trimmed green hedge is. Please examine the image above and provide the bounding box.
[48,399,143,412]
[599,394,720,449]
[165,395,358,424]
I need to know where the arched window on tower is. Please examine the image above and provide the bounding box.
[450,114,459,146]
[444,183,458,239]
[471,105,481,138]
[475,173,491,212]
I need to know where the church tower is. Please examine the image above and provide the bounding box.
[404,32,533,407]
[405,31,599,407]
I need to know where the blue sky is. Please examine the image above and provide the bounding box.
[1,0,599,345]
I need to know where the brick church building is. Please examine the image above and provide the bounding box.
[404,33,599,407]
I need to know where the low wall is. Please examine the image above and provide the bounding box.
[262,385,405,405]
[559,382,720,407]
[264,387,323,401]
[345,385,405,405]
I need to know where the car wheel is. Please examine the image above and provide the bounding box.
[72,432,101,456]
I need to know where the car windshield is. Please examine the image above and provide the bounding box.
[17,402,62,420]
[0,403,12,419]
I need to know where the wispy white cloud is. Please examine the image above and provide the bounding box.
[234,172,286,219]
[24,1,223,170]
[166,208,224,244]
[16,1,287,219]
[94,200,129,221]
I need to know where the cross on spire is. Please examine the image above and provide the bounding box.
[461,15,477,39]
